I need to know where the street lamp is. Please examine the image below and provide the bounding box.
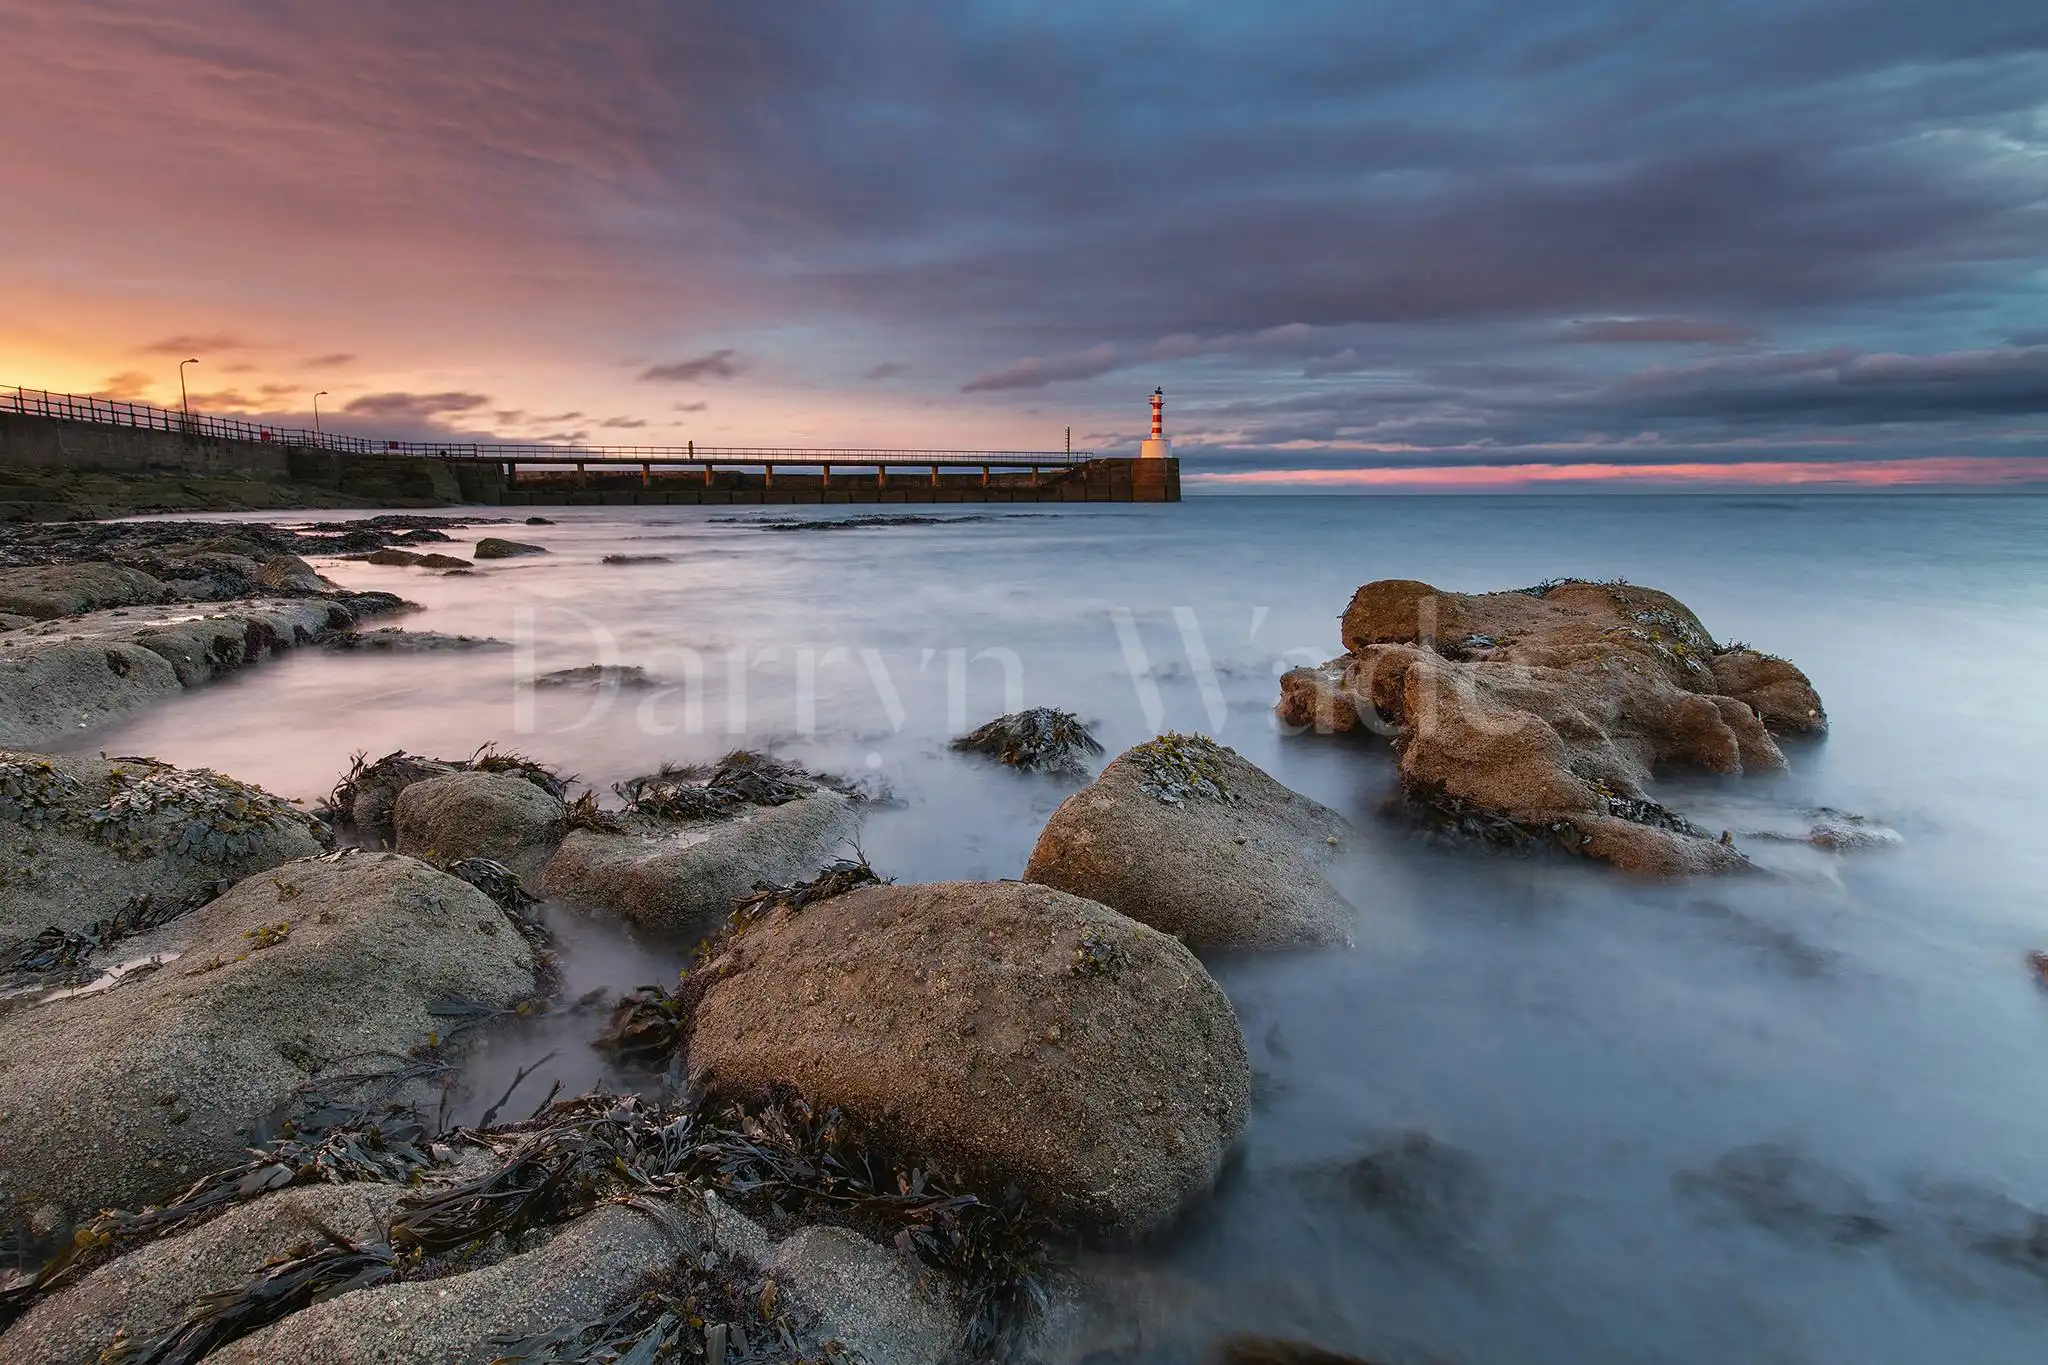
[178,358,198,427]
[313,390,329,440]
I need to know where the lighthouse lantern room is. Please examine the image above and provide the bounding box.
[1139,386,1173,460]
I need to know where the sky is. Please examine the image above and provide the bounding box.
[2,1,2045,490]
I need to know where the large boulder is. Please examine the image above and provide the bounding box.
[2,1183,403,1365]
[394,769,568,880]
[688,880,1253,1239]
[0,636,182,747]
[0,751,325,940]
[0,562,168,620]
[543,789,862,934]
[0,852,537,1237]
[1279,578,1827,875]
[1026,734,1356,952]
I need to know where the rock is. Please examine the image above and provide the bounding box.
[952,707,1104,776]
[544,788,862,934]
[210,1200,699,1365]
[1804,808,1903,852]
[688,879,1253,1239]
[254,554,334,594]
[327,749,566,847]
[0,635,181,748]
[473,537,548,559]
[0,751,325,941]
[771,1224,964,1365]
[0,613,32,632]
[0,1183,403,1365]
[1281,578,1826,875]
[394,770,568,881]
[1276,659,1366,735]
[528,663,660,689]
[364,548,421,566]
[601,553,673,565]
[1338,1130,1492,1243]
[0,562,169,620]
[414,552,471,570]
[2028,949,2048,989]
[0,852,537,1236]
[18,598,347,687]
[1026,734,1355,952]
[525,516,555,525]
[0,598,358,745]
[1675,1142,1890,1246]
[320,628,509,654]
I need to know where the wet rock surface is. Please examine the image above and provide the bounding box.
[319,626,509,653]
[323,747,569,849]
[1026,733,1356,952]
[0,850,538,1238]
[394,768,570,881]
[528,662,661,689]
[687,878,1254,1240]
[1279,577,1829,875]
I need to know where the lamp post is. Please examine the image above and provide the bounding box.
[178,358,198,429]
[313,390,329,441]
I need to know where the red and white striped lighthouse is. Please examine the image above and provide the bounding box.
[1140,386,1172,459]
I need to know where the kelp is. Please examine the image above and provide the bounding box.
[0,755,81,831]
[615,752,824,822]
[119,1233,402,1365]
[951,708,1103,776]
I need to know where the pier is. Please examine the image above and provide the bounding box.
[0,386,1179,508]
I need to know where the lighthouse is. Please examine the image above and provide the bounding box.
[1139,386,1172,460]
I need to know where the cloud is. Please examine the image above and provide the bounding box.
[601,416,648,428]
[962,345,1120,392]
[865,361,909,380]
[673,401,709,412]
[1560,318,1761,345]
[301,352,357,368]
[341,390,492,420]
[640,349,743,383]
[136,333,259,356]
[96,372,155,401]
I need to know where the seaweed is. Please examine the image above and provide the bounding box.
[89,763,311,862]
[126,1232,401,1365]
[0,756,82,832]
[952,708,1104,776]
[616,752,828,822]
[1132,733,1240,807]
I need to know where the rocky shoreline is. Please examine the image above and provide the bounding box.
[0,521,1888,1363]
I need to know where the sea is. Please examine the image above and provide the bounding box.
[62,492,2048,1365]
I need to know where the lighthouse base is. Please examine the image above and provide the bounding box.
[1139,437,1173,460]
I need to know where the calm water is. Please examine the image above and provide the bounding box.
[67,494,2048,1365]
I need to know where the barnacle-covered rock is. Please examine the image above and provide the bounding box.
[1026,735,1356,952]
[0,751,323,941]
[323,746,565,847]
[394,769,569,880]
[0,852,537,1240]
[1279,578,1829,875]
[688,880,1252,1240]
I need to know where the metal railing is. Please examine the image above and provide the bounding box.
[3,383,1093,466]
